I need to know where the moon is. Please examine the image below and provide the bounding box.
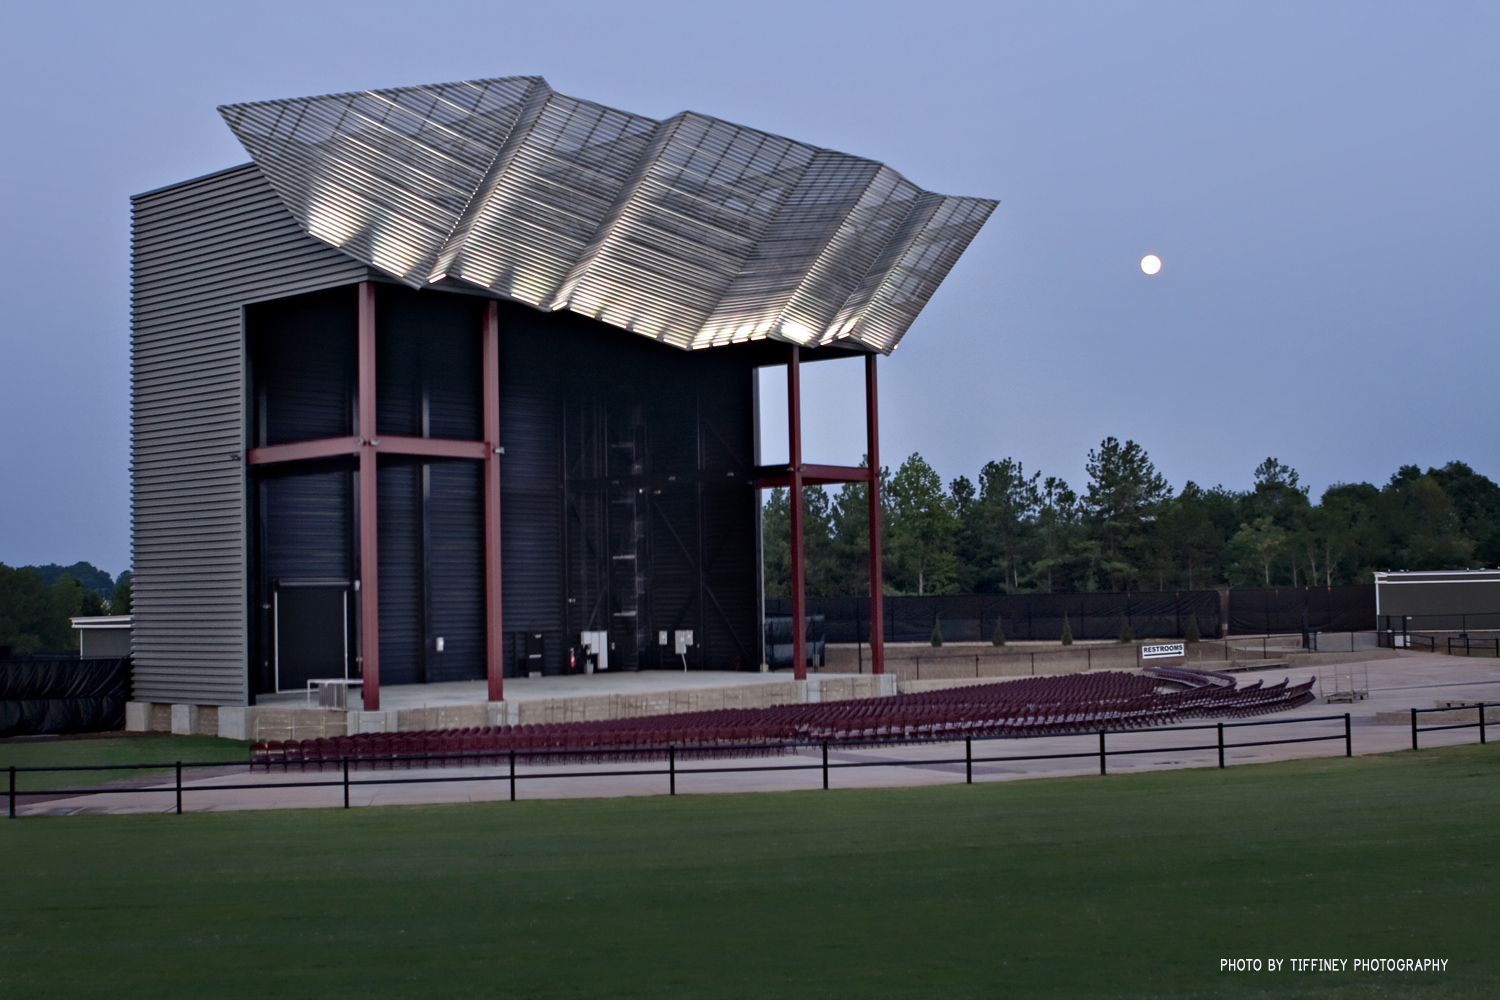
[1140,254,1162,275]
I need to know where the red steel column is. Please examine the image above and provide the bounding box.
[865,353,885,675]
[357,282,381,711]
[483,301,505,702]
[788,345,807,681]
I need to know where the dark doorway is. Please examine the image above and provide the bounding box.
[275,583,351,692]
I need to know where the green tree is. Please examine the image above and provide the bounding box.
[1230,517,1291,586]
[1029,476,1080,593]
[1426,461,1500,566]
[886,453,958,596]
[1163,482,1222,590]
[1083,438,1172,591]
[0,565,85,654]
[953,459,1040,593]
[761,487,791,598]
[110,574,134,615]
[1319,482,1381,583]
[1378,468,1472,571]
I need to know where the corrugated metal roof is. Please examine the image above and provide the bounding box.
[221,76,996,354]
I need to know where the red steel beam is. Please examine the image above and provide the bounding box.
[866,353,885,675]
[356,282,381,711]
[754,463,871,489]
[374,436,489,460]
[787,344,806,681]
[246,437,362,466]
[482,301,504,703]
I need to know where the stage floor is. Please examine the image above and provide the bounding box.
[258,669,805,710]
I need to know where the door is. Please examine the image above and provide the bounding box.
[275,583,350,692]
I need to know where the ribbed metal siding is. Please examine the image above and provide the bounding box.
[222,76,998,355]
[131,163,370,705]
[376,461,424,686]
[426,461,485,682]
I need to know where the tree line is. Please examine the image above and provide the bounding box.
[762,438,1500,598]
[0,562,132,656]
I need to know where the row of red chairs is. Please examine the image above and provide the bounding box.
[253,669,1316,769]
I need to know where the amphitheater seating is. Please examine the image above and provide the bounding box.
[252,666,1317,769]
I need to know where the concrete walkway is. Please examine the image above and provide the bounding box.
[17,653,1500,816]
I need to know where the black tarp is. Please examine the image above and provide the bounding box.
[0,657,130,737]
[767,591,1221,643]
[766,586,1377,643]
[1227,586,1374,634]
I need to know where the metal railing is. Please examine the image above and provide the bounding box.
[1446,636,1500,657]
[1410,703,1492,750]
[6,714,1357,818]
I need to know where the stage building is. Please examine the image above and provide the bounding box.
[129,76,995,725]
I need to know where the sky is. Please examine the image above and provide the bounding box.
[1,0,1496,575]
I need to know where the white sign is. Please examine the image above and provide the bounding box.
[1141,642,1186,659]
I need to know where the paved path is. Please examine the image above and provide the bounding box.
[16,653,1499,816]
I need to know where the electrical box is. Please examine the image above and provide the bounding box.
[580,630,609,672]
[674,630,694,655]
[524,632,545,676]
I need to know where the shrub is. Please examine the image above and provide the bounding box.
[930,617,943,647]
[1118,617,1134,644]
[1184,618,1201,644]
[1061,614,1073,646]
[991,623,1006,647]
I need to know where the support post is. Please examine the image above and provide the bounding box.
[8,765,14,818]
[343,758,350,808]
[965,738,972,784]
[1345,713,1352,756]
[669,746,676,796]
[509,749,516,802]
[1217,722,1225,769]
[822,741,829,790]
[1099,731,1107,774]
[865,353,885,675]
[788,345,807,681]
[357,281,381,711]
[175,761,182,815]
[1411,708,1418,751]
[482,301,505,703]
[1480,703,1486,745]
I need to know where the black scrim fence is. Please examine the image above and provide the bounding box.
[767,586,1375,643]
[0,657,130,738]
[1228,586,1373,635]
[768,592,1220,643]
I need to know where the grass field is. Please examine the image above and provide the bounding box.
[1,744,1494,999]
[0,734,250,792]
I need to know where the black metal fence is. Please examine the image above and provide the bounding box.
[767,586,1375,644]
[7,713,1357,817]
[1410,703,1492,750]
[768,592,1221,643]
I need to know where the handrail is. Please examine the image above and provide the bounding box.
[1410,702,1491,750]
[6,712,1368,818]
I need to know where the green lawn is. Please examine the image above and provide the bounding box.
[0,733,251,792]
[1,745,1494,999]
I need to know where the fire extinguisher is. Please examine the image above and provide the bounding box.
[569,647,576,671]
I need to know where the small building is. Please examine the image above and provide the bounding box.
[129,76,995,722]
[1373,570,1500,637]
[69,616,134,659]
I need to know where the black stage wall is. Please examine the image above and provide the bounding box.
[247,284,780,695]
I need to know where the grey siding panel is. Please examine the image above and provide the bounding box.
[131,162,370,705]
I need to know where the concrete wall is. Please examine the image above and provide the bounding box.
[125,674,901,742]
